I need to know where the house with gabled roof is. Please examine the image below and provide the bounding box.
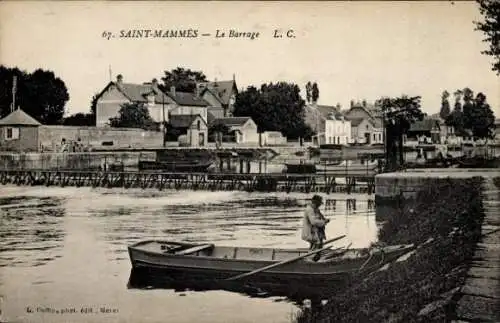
[167,114,207,147]
[208,116,259,144]
[343,101,384,145]
[95,75,176,127]
[94,75,213,147]
[0,109,42,152]
[196,78,238,118]
[407,118,441,144]
[167,86,210,124]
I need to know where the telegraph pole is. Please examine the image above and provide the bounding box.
[162,94,166,147]
[11,75,17,112]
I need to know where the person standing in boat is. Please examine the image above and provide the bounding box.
[301,195,329,250]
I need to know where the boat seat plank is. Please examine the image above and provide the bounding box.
[161,245,185,254]
[176,244,214,255]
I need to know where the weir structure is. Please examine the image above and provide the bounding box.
[0,169,376,194]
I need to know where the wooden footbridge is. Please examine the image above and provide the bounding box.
[0,169,377,194]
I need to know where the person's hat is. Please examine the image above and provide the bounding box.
[312,195,323,203]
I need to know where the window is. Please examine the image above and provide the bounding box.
[5,127,20,140]
[197,120,201,130]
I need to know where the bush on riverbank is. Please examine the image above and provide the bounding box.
[295,177,484,323]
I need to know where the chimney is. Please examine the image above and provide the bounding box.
[152,78,158,88]
[170,85,176,97]
[116,74,123,89]
[196,83,205,98]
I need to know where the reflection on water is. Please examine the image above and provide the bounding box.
[0,185,377,323]
[126,268,337,308]
[0,195,65,267]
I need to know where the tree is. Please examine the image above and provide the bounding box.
[62,113,95,126]
[90,93,99,116]
[462,87,475,130]
[233,82,314,139]
[446,89,465,135]
[439,90,451,119]
[109,103,156,130]
[160,67,207,93]
[311,82,319,103]
[453,89,463,112]
[305,82,312,104]
[378,95,424,170]
[0,65,69,124]
[466,92,496,139]
[475,0,500,74]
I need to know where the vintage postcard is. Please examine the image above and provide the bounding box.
[0,1,499,323]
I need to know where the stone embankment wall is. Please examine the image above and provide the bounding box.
[38,126,163,152]
[0,151,155,170]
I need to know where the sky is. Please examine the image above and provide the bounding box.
[1,1,499,118]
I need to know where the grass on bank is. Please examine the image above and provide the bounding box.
[295,177,485,323]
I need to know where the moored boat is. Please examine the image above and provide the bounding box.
[457,156,500,168]
[138,160,214,172]
[128,240,415,287]
[284,163,316,174]
[285,161,379,174]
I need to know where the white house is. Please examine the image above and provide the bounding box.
[210,116,259,144]
[305,104,353,145]
[324,117,351,145]
[344,102,384,145]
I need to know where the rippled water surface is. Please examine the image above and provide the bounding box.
[0,185,377,323]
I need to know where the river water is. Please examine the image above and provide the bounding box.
[0,185,377,323]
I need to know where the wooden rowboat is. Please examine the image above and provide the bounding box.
[128,240,415,287]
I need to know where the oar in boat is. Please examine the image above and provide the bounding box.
[225,235,347,281]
